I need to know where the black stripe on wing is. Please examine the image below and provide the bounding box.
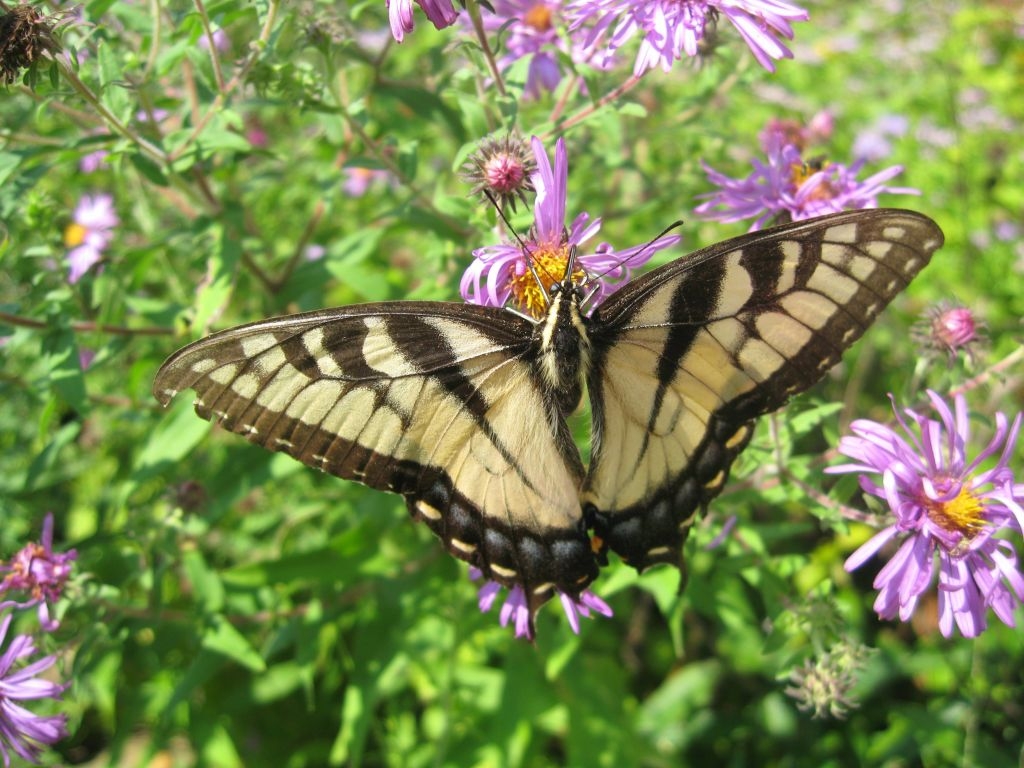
[584,209,944,573]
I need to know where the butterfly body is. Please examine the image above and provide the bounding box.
[154,209,944,629]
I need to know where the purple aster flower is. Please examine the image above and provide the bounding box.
[568,0,808,76]
[0,613,68,766]
[0,514,77,632]
[198,27,229,52]
[695,132,918,230]
[469,568,612,639]
[78,149,108,173]
[303,244,326,261]
[461,136,680,317]
[851,114,910,163]
[78,135,109,174]
[827,391,1024,638]
[63,193,118,284]
[134,108,170,124]
[468,0,587,98]
[386,0,459,43]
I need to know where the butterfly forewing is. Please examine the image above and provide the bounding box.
[583,209,944,572]
[153,302,598,607]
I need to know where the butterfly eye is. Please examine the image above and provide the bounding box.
[549,282,562,297]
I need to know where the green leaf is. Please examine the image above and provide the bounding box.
[201,615,266,672]
[0,152,21,187]
[96,41,131,117]
[192,223,242,335]
[134,396,213,479]
[183,548,226,612]
[41,325,87,413]
[127,152,169,186]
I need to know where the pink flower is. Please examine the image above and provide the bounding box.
[341,166,394,197]
[0,514,77,632]
[914,302,984,364]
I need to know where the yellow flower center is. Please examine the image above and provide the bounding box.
[507,243,584,318]
[64,222,87,247]
[524,4,553,32]
[923,484,986,537]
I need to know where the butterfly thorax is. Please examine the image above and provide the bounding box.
[536,279,591,417]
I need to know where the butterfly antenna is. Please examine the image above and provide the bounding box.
[483,191,557,299]
[583,219,686,294]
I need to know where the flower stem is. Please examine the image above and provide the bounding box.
[54,57,167,166]
[465,0,507,98]
[193,0,226,92]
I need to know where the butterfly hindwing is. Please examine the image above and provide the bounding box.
[153,302,598,605]
[583,209,944,572]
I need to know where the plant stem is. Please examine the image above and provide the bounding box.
[0,311,173,337]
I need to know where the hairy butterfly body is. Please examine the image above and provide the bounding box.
[154,209,944,630]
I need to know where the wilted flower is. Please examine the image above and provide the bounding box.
[386,0,459,43]
[785,641,873,720]
[828,391,1024,638]
[568,0,808,76]
[914,302,983,364]
[461,136,680,316]
[64,193,118,283]
[462,133,537,211]
[0,514,77,632]
[696,131,917,230]
[0,612,68,766]
[470,568,613,639]
[0,1,63,86]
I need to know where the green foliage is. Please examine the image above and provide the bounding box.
[1,0,1021,766]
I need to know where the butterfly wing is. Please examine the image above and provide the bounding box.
[583,209,944,573]
[154,302,598,608]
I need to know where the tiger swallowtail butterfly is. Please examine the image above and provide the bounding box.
[154,209,943,632]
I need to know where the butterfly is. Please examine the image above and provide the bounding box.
[153,209,943,632]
